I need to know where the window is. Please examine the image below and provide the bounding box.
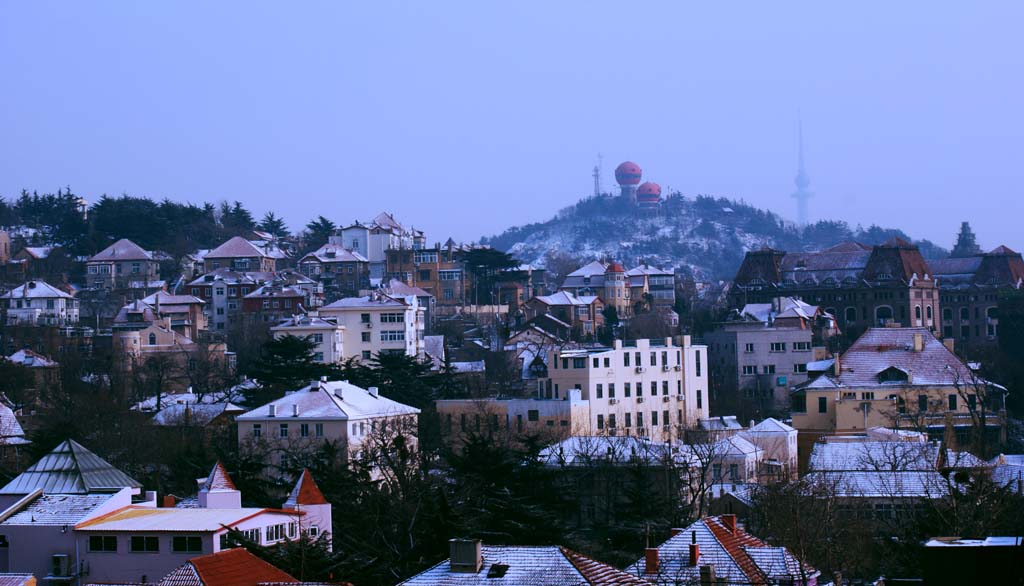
[637,412,644,428]
[172,536,203,553]
[943,307,953,321]
[608,383,616,398]
[695,351,701,376]
[770,342,786,352]
[362,351,372,360]
[861,392,875,400]
[651,411,659,426]
[650,352,656,366]
[252,424,262,437]
[624,353,630,367]
[130,536,159,552]
[729,464,739,481]
[418,270,431,281]
[603,357,610,368]
[361,332,371,342]
[948,394,957,411]
[300,423,310,437]
[919,395,928,412]
[636,381,643,396]
[315,423,324,437]
[742,365,757,375]
[794,363,807,373]
[608,414,616,428]
[595,383,603,399]
[312,352,323,362]
[793,341,812,351]
[528,410,539,422]
[279,423,289,438]
[744,343,754,353]
[439,270,461,281]
[696,390,702,409]
[266,524,286,542]
[662,381,669,395]
[597,414,604,429]
[763,365,776,374]
[572,358,586,369]
[625,413,632,428]
[662,410,669,426]
[927,306,933,320]
[650,381,657,396]
[380,330,405,342]
[960,307,969,320]
[310,333,324,343]
[360,313,371,323]
[624,382,631,397]
[89,535,117,552]
[380,312,405,323]
[148,333,157,345]
[818,397,827,413]
[712,464,722,481]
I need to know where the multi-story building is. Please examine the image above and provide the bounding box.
[241,283,306,324]
[627,264,676,307]
[539,337,708,441]
[86,238,159,290]
[113,292,207,341]
[791,327,1007,448]
[560,260,677,319]
[0,281,79,326]
[520,291,604,337]
[203,236,279,272]
[297,243,370,300]
[730,238,940,339]
[236,379,420,470]
[385,243,471,307]
[112,316,231,391]
[187,269,320,332]
[706,298,833,418]
[435,390,591,445]
[270,315,345,363]
[931,245,1024,353]
[337,212,419,279]
[318,292,425,362]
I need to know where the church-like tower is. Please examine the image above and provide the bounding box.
[950,221,982,258]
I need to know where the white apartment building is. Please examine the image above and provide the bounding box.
[270,315,345,363]
[236,379,420,469]
[540,337,709,442]
[318,292,425,363]
[0,281,79,326]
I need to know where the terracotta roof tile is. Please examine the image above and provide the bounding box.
[203,461,237,491]
[168,548,297,586]
[285,469,328,506]
[559,547,648,584]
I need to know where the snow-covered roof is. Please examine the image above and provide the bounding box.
[236,380,419,422]
[7,349,58,368]
[0,440,141,495]
[0,281,73,300]
[627,515,819,584]
[809,440,940,472]
[271,315,341,330]
[532,291,597,307]
[698,415,743,432]
[1,493,118,527]
[20,247,53,259]
[141,291,204,306]
[540,436,693,467]
[400,544,647,586]
[744,417,795,434]
[75,506,294,532]
[451,361,485,374]
[150,403,245,426]
[322,293,408,310]
[205,236,270,259]
[300,243,368,264]
[0,403,28,444]
[89,239,153,262]
[804,470,949,498]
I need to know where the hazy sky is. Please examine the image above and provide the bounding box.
[2,2,1021,250]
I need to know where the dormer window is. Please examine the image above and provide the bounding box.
[878,366,909,384]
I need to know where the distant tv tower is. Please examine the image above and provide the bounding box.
[593,153,604,197]
[791,119,813,225]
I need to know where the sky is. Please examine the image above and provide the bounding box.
[1,2,1022,250]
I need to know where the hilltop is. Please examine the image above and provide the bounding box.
[481,193,948,280]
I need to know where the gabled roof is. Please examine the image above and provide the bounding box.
[142,291,205,306]
[627,515,818,584]
[0,440,142,495]
[0,493,118,527]
[833,328,986,388]
[89,238,153,262]
[7,348,58,368]
[236,380,420,422]
[299,243,368,264]
[206,236,269,260]
[532,291,594,307]
[400,544,646,585]
[0,280,73,300]
[284,469,327,506]
[322,293,408,310]
[0,403,28,444]
[150,403,244,427]
[809,440,939,472]
[160,548,297,586]
[745,417,795,434]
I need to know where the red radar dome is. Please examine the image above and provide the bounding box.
[637,182,662,197]
[615,161,642,186]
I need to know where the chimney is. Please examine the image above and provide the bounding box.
[369,386,379,398]
[689,530,700,566]
[320,375,328,382]
[161,495,177,508]
[449,539,482,573]
[669,527,683,537]
[292,404,299,417]
[644,548,660,575]
[721,514,736,533]
[913,333,924,352]
[268,404,276,417]
[699,565,716,586]
[833,355,841,377]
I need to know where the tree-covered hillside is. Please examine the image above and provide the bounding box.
[481,192,948,280]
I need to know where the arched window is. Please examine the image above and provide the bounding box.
[148,333,157,345]
[915,305,922,319]
[926,306,933,320]
[845,307,857,324]
[876,306,894,323]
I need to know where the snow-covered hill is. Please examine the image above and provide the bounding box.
[481,193,947,280]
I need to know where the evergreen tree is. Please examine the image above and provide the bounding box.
[257,211,289,238]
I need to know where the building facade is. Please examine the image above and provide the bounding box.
[86,239,159,290]
[0,281,79,326]
[318,292,425,362]
[270,315,345,363]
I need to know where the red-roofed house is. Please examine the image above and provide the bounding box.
[87,239,159,290]
[204,237,278,272]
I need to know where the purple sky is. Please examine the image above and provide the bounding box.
[2,2,1022,250]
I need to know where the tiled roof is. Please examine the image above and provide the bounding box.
[284,469,328,506]
[89,239,153,262]
[0,280,73,300]
[203,461,237,491]
[832,328,982,388]
[533,291,594,307]
[627,516,818,584]
[236,380,420,422]
[805,470,949,498]
[160,548,296,586]
[206,237,269,260]
[386,279,433,299]
[0,440,141,495]
[809,440,939,472]
[142,291,205,306]
[400,545,643,585]
[0,493,117,526]
[0,403,28,443]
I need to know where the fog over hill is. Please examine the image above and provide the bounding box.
[481,193,948,281]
